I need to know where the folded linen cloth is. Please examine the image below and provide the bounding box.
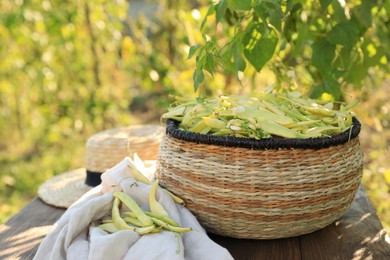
[34,156,233,260]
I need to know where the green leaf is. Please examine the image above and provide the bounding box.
[286,1,303,13]
[352,0,373,29]
[188,44,200,59]
[310,78,341,100]
[234,42,246,72]
[201,5,215,30]
[204,53,216,75]
[243,24,278,72]
[292,22,310,56]
[216,0,228,24]
[268,5,283,32]
[221,43,236,74]
[254,4,268,23]
[283,3,302,41]
[193,68,204,92]
[327,22,358,49]
[311,39,336,76]
[344,62,368,86]
[384,0,390,14]
[330,0,348,22]
[227,0,252,11]
[320,0,333,10]
[254,0,283,32]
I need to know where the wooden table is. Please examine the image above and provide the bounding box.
[1,186,389,259]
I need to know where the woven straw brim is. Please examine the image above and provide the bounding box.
[38,168,92,208]
[86,125,165,173]
[37,125,164,209]
[157,118,364,239]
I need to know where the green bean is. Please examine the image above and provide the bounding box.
[145,211,180,227]
[149,179,169,217]
[189,120,207,133]
[260,100,286,116]
[98,223,120,233]
[150,217,192,233]
[113,192,153,226]
[163,189,185,205]
[256,120,307,139]
[202,117,226,129]
[127,166,152,185]
[162,92,356,139]
[135,225,160,235]
[123,216,145,227]
[112,197,134,230]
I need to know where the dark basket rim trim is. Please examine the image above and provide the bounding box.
[165,118,361,150]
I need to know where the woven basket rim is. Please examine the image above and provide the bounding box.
[165,117,361,150]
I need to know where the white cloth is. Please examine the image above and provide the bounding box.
[34,157,233,260]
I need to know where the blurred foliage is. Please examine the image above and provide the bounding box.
[0,0,389,236]
[192,0,390,100]
[0,0,133,223]
[353,79,390,233]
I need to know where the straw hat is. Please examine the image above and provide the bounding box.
[38,124,165,208]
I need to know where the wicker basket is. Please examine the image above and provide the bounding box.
[156,118,364,239]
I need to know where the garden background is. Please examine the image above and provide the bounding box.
[0,0,389,234]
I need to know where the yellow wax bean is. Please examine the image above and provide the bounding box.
[133,225,158,235]
[237,107,294,125]
[161,93,357,139]
[199,126,212,134]
[163,189,185,205]
[217,109,234,117]
[127,166,152,185]
[98,223,120,233]
[282,106,311,122]
[338,116,346,129]
[261,100,286,116]
[145,211,180,227]
[100,219,156,235]
[112,197,134,230]
[285,120,322,131]
[161,106,187,119]
[149,179,169,217]
[189,120,207,133]
[321,117,338,125]
[304,105,335,117]
[150,217,192,233]
[345,113,353,127]
[113,192,153,226]
[123,216,145,227]
[123,211,137,218]
[256,120,307,139]
[202,117,227,129]
[182,110,211,126]
[304,125,341,137]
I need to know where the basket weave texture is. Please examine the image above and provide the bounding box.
[157,119,364,239]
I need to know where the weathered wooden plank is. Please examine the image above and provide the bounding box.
[0,186,389,260]
[209,233,301,260]
[299,186,390,259]
[0,198,65,260]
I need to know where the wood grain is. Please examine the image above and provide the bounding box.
[0,186,389,260]
[209,233,301,260]
[0,198,65,259]
[300,186,390,260]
